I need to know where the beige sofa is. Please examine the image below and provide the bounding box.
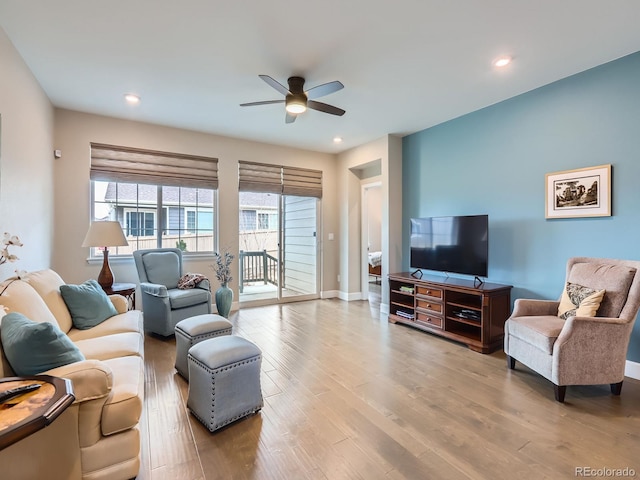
[0,269,144,480]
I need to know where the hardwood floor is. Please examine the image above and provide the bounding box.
[138,298,640,479]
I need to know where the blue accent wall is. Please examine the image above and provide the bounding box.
[402,51,640,362]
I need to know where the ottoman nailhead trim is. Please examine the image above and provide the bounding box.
[187,353,261,376]
[187,352,263,432]
[176,327,233,348]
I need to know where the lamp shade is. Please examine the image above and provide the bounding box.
[82,221,128,248]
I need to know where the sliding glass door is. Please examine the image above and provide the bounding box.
[238,192,318,304]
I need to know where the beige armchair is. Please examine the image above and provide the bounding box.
[504,257,640,402]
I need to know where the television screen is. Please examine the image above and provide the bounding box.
[410,215,488,277]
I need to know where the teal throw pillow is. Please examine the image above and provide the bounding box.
[60,279,118,330]
[0,312,85,376]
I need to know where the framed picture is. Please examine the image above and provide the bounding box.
[545,164,611,219]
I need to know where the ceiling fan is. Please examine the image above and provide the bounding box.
[240,75,345,123]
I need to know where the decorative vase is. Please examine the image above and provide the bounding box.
[215,284,233,318]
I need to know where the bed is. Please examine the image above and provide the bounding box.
[368,251,382,282]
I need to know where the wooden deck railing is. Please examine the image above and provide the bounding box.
[239,250,279,293]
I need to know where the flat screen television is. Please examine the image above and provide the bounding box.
[410,214,488,278]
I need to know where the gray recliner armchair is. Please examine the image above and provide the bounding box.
[504,257,640,402]
[133,248,212,336]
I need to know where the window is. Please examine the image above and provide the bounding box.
[257,213,269,230]
[89,143,218,258]
[240,210,257,232]
[125,210,155,237]
[257,211,277,230]
[186,210,196,232]
[90,181,216,256]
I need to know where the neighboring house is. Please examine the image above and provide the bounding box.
[102,183,214,236]
[99,182,215,253]
[238,191,278,254]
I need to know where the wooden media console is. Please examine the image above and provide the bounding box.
[388,272,512,353]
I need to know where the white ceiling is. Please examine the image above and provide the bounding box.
[1,1,640,153]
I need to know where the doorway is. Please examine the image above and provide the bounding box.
[361,181,382,303]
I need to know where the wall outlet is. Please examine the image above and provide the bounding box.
[337,274,341,283]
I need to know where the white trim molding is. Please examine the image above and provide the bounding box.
[625,360,640,380]
[338,291,364,301]
[321,290,339,299]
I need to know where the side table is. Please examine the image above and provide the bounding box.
[103,282,137,310]
[0,375,75,451]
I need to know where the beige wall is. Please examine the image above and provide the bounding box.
[0,28,55,280]
[52,109,339,298]
[366,185,382,252]
[337,135,402,307]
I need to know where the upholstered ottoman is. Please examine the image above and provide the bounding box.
[175,314,233,379]
[187,336,263,432]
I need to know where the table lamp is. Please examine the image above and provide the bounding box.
[82,221,129,289]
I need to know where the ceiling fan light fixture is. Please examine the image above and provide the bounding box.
[242,75,344,123]
[285,102,306,114]
[285,95,307,114]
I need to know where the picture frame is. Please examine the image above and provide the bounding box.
[545,164,611,219]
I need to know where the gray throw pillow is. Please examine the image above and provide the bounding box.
[0,312,85,375]
[60,279,118,329]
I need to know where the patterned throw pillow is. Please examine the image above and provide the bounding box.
[558,282,605,320]
[178,273,208,290]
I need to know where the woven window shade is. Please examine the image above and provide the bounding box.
[282,166,322,198]
[90,143,218,189]
[238,161,283,194]
[239,161,322,198]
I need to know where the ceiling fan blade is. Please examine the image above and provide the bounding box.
[240,100,285,107]
[285,112,297,124]
[306,80,344,99]
[259,75,290,96]
[307,100,345,116]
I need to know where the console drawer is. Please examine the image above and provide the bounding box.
[415,285,443,300]
[415,299,443,314]
[416,312,443,329]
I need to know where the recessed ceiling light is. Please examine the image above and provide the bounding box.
[493,56,512,68]
[333,136,343,144]
[124,93,141,104]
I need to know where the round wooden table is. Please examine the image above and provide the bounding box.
[0,375,75,451]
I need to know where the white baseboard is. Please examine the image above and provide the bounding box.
[321,290,339,299]
[337,291,363,301]
[625,360,640,380]
[318,290,367,299]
